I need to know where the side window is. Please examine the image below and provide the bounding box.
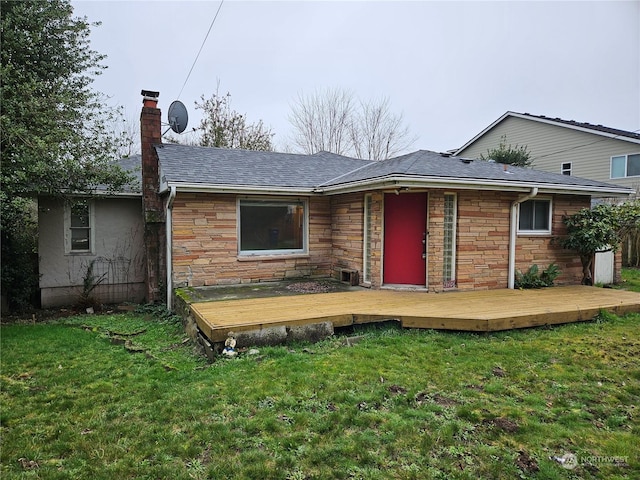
[65,199,93,253]
[561,162,572,176]
[518,199,551,234]
[611,154,640,179]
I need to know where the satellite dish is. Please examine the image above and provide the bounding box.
[167,100,188,133]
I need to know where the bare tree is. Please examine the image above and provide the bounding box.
[288,88,416,160]
[111,108,141,157]
[289,88,355,156]
[351,97,417,161]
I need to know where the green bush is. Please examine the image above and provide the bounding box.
[515,263,560,289]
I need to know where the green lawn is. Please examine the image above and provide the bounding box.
[620,267,640,293]
[1,309,638,479]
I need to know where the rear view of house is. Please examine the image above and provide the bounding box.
[37,94,633,309]
[139,92,633,308]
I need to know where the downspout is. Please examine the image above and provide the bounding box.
[508,187,538,289]
[166,185,177,310]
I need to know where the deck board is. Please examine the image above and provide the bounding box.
[190,286,640,343]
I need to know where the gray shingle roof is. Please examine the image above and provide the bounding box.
[518,112,640,141]
[320,150,627,191]
[154,144,631,196]
[95,155,141,194]
[156,144,371,190]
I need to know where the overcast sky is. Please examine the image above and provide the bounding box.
[72,0,640,154]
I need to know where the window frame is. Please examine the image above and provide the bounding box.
[64,198,95,254]
[561,162,572,176]
[442,193,457,289]
[517,198,552,236]
[237,197,309,257]
[610,153,640,179]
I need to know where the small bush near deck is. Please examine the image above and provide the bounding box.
[516,263,560,289]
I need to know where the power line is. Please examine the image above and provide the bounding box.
[177,0,224,101]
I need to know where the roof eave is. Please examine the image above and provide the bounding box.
[315,175,634,197]
[455,111,640,154]
[162,182,318,196]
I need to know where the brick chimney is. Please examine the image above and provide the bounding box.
[140,89,165,303]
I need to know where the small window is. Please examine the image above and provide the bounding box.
[561,162,572,176]
[65,198,93,253]
[518,199,551,234]
[611,154,640,178]
[239,199,307,255]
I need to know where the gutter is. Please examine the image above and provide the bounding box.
[508,187,538,289]
[314,175,633,197]
[165,185,177,310]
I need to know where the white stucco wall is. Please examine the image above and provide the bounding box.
[38,196,146,307]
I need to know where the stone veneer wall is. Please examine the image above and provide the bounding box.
[171,193,332,287]
[447,190,589,291]
[330,193,365,282]
[170,190,592,291]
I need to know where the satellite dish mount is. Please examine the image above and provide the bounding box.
[165,100,189,134]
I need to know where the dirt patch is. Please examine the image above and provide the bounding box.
[484,417,519,433]
[414,391,459,407]
[286,281,336,294]
[492,366,507,377]
[515,450,539,473]
[388,385,407,395]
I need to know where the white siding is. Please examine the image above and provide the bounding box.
[39,196,146,307]
[457,116,640,192]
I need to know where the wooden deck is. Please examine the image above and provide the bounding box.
[190,286,640,343]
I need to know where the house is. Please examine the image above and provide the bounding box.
[38,156,145,308]
[454,111,640,192]
[37,93,634,309]
[138,92,633,309]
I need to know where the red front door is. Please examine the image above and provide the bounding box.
[383,192,427,285]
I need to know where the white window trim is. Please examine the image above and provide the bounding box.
[610,153,640,179]
[561,162,572,175]
[237,197,309,257]
[517,197,552,236]
[64,198,95,254]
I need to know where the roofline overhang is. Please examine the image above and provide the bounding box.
[161,182,318,196]
[40,190,142,199]
[314,174,634,198]
[455,111,640,154]
[160,176,633,199]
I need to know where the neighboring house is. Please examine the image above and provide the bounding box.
[38,156,145,308]
[454,111,640,192]
[36,95,634,309]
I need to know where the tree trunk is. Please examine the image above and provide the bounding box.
[580,253,593,285]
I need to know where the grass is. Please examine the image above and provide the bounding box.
[1,303,639,478]
[619,267,640,293]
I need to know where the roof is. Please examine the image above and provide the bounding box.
[156,144,632,198]
[455,111,640,154]
[318,150,632,196]
[156,144,371,193]
[92,155,141,196]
